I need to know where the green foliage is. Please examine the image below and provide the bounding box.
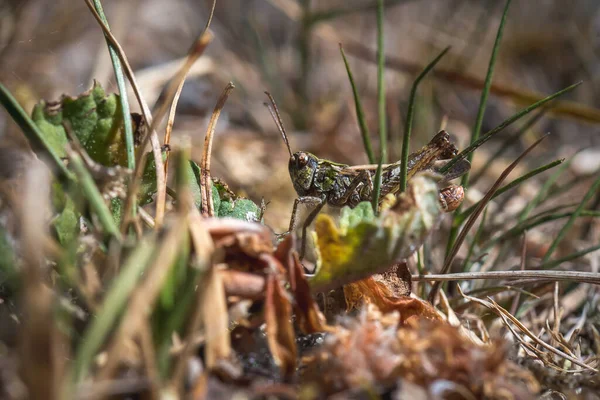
[139,150,168,206]
[75,237,157,381]
[51,182,79,246]
[188,161,261,222]
[310,173,441,291]
[0,83,72,181]
[91,0,135,170]
[32,81,127,166]
[0,225,18,291]
[340,44,374,164]
[400,47,449,193]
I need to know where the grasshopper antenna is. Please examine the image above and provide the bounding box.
[264,91,293,157]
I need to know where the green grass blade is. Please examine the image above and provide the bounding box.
[470,107,548,185]
[486,210,600,249]
[74,236,156,381]
[440,81,582,175]
[68,152,122,240]
[0,83,73,182]
[431,134,548,303]
[340,44,375,163]
[517,153,575,223]
[463,0,512,185]
[540,242,600,270]
[376,0,387,164]
[92,0,135,171]
[443,0,510,260]
[458,158,564,223]
[308,0,412,24]
[400,47,450,192]
[542,171,600,262]
[372,156,384,216]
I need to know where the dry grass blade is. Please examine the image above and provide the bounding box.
[458,287,598,372]
[168,215,213,387]
[159,32,214,221]
[160,0,217,222]
[169,262,229,396]
[163,31,214,169]
[74,237,157,382]
[96,217,187,381]
[18,163,66,400]
[201,82,235,217]
[137,320,161,398]
[429,134,549,303]
[83,0,167,229]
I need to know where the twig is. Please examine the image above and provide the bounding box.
[414,270,600,285]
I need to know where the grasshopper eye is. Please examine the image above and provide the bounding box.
[297,153,309,167]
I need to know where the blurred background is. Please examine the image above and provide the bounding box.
[1,0,600,233]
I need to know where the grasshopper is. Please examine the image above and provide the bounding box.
[264,93,470,258]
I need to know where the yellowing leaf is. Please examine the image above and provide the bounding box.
[310,173,442,292]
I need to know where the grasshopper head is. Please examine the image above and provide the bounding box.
[289,151,319,195]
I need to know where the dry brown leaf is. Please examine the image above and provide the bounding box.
[265,274,297,379]
[344,275,441,325]
[290,252,328,334]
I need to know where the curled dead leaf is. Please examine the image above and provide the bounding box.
[265,274,297,379]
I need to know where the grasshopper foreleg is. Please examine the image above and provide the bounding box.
[287,196,323,232]
[299,197,326,259]
[283,196,326,259]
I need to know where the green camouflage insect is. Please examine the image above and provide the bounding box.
[264,93,470,257]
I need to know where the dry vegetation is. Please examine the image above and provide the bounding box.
[1,0,600,399]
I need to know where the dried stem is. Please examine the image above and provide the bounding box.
[201,83,235,217]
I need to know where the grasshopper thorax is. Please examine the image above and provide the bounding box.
[289,151,319,195]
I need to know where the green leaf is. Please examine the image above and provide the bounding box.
[186,161,260,221]
[31,81,127,167]
[139,150,169,206]
[310,173,442,292]
[339,201,375,230]
[187,160,208,210]
[110,197,124,226]
[218,198,261,222]
[159,234,190,309]
[51,183,80,246]
[0,224,18,292]
[0,83,73,182]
